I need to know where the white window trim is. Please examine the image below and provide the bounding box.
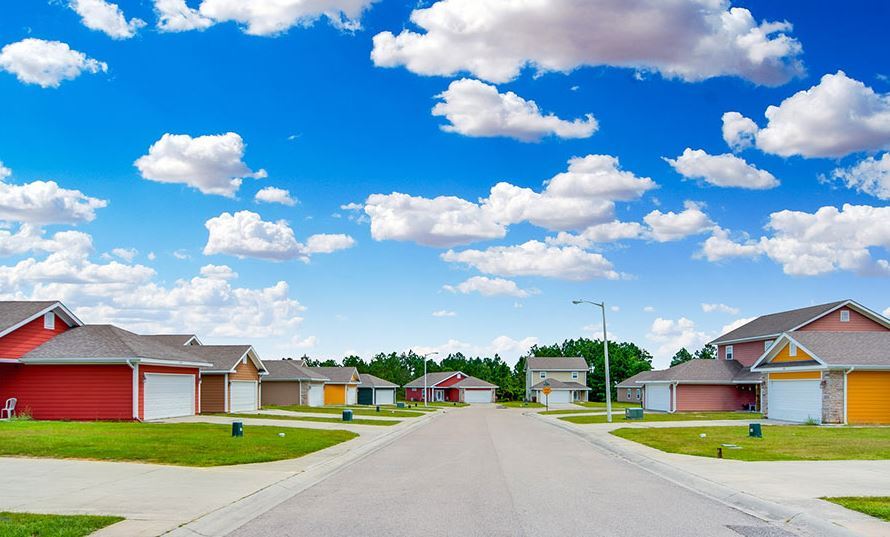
[43,312,55,330]
[725,345,734,360]
[764,340,774,352]
[571,371,579,380]
[840,310,850,322]
[789,343,797,357]
[539,372,546,379]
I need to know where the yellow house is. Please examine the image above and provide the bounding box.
[751,331,890,424]
[309,366,361,405]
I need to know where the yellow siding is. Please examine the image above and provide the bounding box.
[324,384,346,405]
[533,371,586,384]
[771,342,813,363]
[768,371,822,380]
[847,372,890,424]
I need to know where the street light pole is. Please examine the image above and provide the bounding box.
[573,299,613,423]
[421,351,439,407]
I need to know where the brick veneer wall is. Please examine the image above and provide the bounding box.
[822,371,845,424]
[761,380,768,417]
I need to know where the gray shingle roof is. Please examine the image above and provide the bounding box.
[710,300,848,344]
[788,331,890,367]
[262,360,327,381]
[452,376,498,389]
[526,357,588,371]
[530,379,589,390]
[616,370,658,388]
[22,325,212,366]
[0,301,74,336]
[143,334,198,346]
[308,366,360,384]
[177,345,259,373]
[358,373,398,389]
[639,359,761,384]
[404,371,464,387]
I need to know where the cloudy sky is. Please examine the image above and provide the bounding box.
[1,0,889,368]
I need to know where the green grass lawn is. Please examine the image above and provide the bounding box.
[264,405,423,418]
[824,497,890,522]
[561,411,761,424]
[0,512,123,537]
[499,401,545,408]
[426,401,470,407]
[224,413,400,426]
[0,421,357,467]
[540,409,623,415]
[577,401,640,409]
[611,426,890,461]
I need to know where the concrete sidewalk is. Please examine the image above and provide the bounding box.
[0,411,438,537]
[538,414,890,536]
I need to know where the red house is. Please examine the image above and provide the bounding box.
[0,301,211,421]
[404,371,497,404]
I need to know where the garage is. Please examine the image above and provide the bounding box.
[463,389,493,404]
[347,386,358,405]
[375,389,395,405]
[144,373,195,420]
[230,380,258,412]
[307,383,325,407]
[769,379,822,423]
[645,384,671,412]
[540,390,571,404]
[847,371,890,424]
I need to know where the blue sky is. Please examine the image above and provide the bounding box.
[1,0,889,368]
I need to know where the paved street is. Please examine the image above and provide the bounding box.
[231,406,789,537]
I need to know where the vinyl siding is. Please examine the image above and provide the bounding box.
[200,374,226,413]
[324,383,346,405]
[617,387,643,403]
[798,308,888,332]
[0,363,132,420]
[771,342,814,363]
[718,340,770,367]
[847,371,890,424]
[675,384,757,412]
[138,365,199,421]
[0,316,70,358]
[261,381,301,406]
[530,370,586,384]
[230,357,259,381]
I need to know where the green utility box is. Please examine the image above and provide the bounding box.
[342,409,353,422]
[232,421,244,437]
[625,408,644,420]
[749,423,762,438]
[396,402,406,409]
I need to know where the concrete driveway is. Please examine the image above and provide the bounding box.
[228,405,792,537]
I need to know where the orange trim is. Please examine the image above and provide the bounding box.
[769,371,822,380]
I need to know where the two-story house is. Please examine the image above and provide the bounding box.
[525,357,590,404]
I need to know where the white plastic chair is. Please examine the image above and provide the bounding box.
[1,398,16,419]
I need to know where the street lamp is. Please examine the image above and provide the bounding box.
[573,299,613,423]
[421,351,439,407]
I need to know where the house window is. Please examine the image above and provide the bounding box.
[636,389,641,400]
[764,340,774,352]
[725,345,734,360]
[43,312,55,330]
[789,343,797,357]
[571,371,579,380]
[840,310,850,322]
[539,372,546,379]
[626,388,632,398]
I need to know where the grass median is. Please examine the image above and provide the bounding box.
[499,401,545,408]
[265,405,423,418]
[612,425,890,461]
[0,512,123,537]
[0,420,357,466]
[224,413,400,426]
[823,497,890,522]
[561,411,760,424]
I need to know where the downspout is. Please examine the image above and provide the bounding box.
[224,373,229,413]
[843,369,849,425]
[126,360,140,421]
[671,381,679,413]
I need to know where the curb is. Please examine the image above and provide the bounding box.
[531,413,860,537]
[164,410,442,537]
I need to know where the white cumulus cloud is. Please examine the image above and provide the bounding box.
[0,175,107,225]
[644,201,715,242]
[646,317,712,364]
[303,233,355,254]
[701,303,740,315]
[432,78,597,142]
[432,310,456,317]
[197,0,378,36]
[155,0,214,32]
[443,276,535,298]
[371,0,803,85]
[832,153,890,200]
[721,111,759,151]
[665,148,779,189]
[255,186,297,206]
[0,38,107,88]
[134,132,267,197]
[69,0,146,39]
[442,240,619,281]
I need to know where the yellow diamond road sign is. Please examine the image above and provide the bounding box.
[542,386,552,395]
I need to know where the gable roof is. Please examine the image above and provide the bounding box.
[452,376,498,389]
[177,345,266,373]
[711,300,889,345]
[616,370,657,388]
[404,371,465,388]
[21,325,212,367]
[262,360,328,381]
[638,359,761,384]
[144,334,201,346]
[525,357,588,371]
[358,373,398,389]
[0,300,83,338]
[753,331,890,370]
[308,366,360,384]
[530,378,588,390]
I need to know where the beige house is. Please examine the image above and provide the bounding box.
[525,357,590,404]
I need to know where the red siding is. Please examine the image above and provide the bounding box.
[675,384,756,412]
[0,316,70,359]
[138,365,200,420]
[0,363,133,420]
[798,308,888,332]
[405,386,461,402]
[718,340,769,367]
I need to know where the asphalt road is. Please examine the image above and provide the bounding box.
[229,406,793,537]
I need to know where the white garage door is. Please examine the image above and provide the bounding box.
[376,389,395,405]
[307,384,324,407]
[463,389,492,404]
[541,390,571,404]
[645,384,671,412]
[347,386,358,405]
[231,381,258,412]
[769,380,822,423]
[144,374,194,420]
